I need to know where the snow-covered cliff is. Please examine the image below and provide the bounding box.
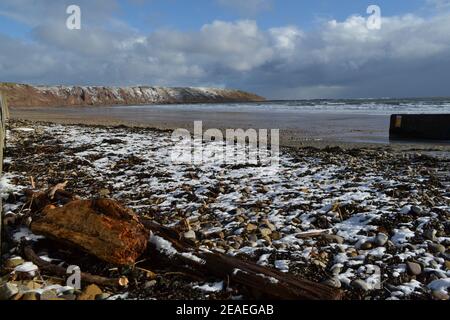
[0,83,265,107]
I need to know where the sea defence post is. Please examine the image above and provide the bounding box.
[389,114,450,141]
[0,93,8,255]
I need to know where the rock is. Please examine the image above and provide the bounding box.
[374,233,389,247]
[411,206,423,215]
[98,189,110,197]
[247,234,258,242]
[432,290,449,300]
[445,260,450,270]
[428,243,446,254]
[95,293,111,300]
[78,284,103,301]
[0,283,19,300]
[5,257,25,269]
[22,292,39,300]
[145,280,157,289]
[60,293,77,300]
[423,229,437,242]
[246,224,258,233]
[351,279,370,292]
[360,242,373,250]
[271,231,282,241]
[183,230,196,241]
[322,277,341,289]
[40,289,59,300]
[331,265,342,276]
[406,261,422,276]
[322,234,344,245]
[260,228,272,237]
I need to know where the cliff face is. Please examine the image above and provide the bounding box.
[0,83,265,108]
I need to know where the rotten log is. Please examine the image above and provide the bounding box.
[30,199,149,266]
[141,218,342,300]
[23,246,127,288]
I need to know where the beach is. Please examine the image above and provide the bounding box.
[1,119,449,300]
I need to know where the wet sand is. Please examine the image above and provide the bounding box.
[10,106,450,152]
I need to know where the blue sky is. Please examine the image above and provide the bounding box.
[1,0,450,98]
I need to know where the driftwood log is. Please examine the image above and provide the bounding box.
[141,218,342,300]
[25,187,342,300]
[30,199,149,266]
[23,246,127,288]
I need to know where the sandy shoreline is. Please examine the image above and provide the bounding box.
[10,107,450,152]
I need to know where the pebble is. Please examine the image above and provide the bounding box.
[145,280,158,289]
[246,224,258,233]
[428,243,446,254]
[78,284,103,301]
[331,265,342,275]
[423,229,437,242]
[40,289,59,300]
[432,290,449,300]
[95,293,111,300]
[411,206,423,215]
[0,283,19,300]
[445,261,450,270]
[360,242,373,250]
[5,257,25,269]
[60,293,77,300]
[183,230,196,241]
[406,261,422,276]
[374,233,389,247]
[351,279,370,292]
[322,234,344,245]
[260,228,272,238]
[22,292,39,300]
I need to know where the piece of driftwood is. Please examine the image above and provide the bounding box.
[23,246,126,288]
[30,199,149,266]
[141,218,342,300]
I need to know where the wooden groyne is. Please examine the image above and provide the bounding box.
[389,114,450,141]
[0,93,8,254]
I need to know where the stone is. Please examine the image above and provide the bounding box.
[246,224,258,233]
[406,261,422,276]
[432,290,449,300]
[40,289,59,300]
[322,234,344,244]
[145,280,157,289]
[351,279,370,292]
[5,257,25,269]
[98,189,110,197]
[428,243,446,254]
[331,265,342,276]
[78,284,102,301]
[445,260,450,270]
[95,293,111,300]
[271,231,282,241]
[360,242,373,250]
[374,233,389,247]
[0,283,19,300]
[183,230,196,241]
[423,229,437,242]
[260,228,272,237]
[411,206,423,215]
[22,292,39,300]
[60,293,77,300]
[322,277,341,289]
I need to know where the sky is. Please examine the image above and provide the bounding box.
[0,0,450,99]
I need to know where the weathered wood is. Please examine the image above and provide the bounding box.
[390,114,450,141]
[142,218,342,300]
[30,199,149,266]
[23,246,126,288]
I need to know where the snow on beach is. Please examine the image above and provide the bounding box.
[1,119,449,300]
